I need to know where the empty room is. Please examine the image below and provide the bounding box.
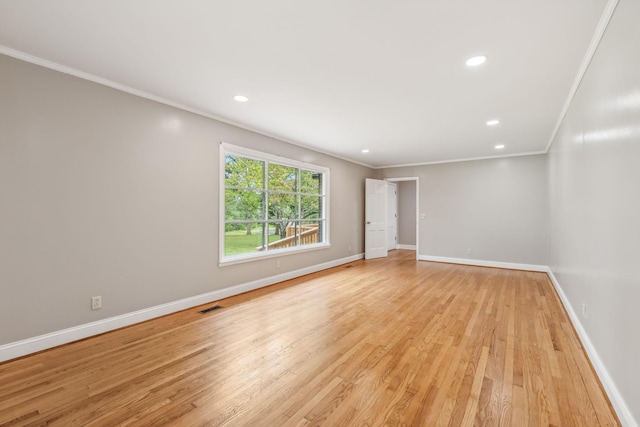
[0,0,638,426]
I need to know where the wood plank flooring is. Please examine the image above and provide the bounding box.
[0,250,619,426]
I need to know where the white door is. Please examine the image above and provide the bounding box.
[365,178,388,259]
[387,183,397,250]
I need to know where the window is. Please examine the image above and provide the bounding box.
[220,143,329,264]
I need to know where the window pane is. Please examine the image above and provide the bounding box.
[268,163,297,192]
[225,189,265,221]
[225,155,264,189]
[300,195,323,219]
[300,221,322,245]
[300,169,322,194]
[266,221,299,251]
[268,192,297,222]
[224,222,273,256]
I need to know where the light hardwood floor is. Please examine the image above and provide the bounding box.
[0,250,619,426]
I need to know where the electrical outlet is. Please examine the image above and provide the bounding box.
[276,260,281,269]
[91,296,102,310]
[467,248,472,256]
[348,245,352,253]
[582,303,587,319]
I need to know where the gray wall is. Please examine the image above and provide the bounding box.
[548,0,640,422]
[397,180,416,246]
[0,54,372,345]
[381,155,548,265]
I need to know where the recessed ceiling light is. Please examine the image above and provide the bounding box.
[494,144,505,149]
[361,149,370,153]
[466,55,487,67]
[486,119,500,126]
[233,95,249,102]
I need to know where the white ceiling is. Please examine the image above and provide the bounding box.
[0,0,609,168]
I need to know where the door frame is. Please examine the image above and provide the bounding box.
[384,177,419,260]
[387,182,398,251]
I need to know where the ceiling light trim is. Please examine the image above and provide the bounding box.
[545,0,619,153]
[465,55,487,67]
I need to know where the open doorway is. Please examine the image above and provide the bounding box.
[386,177,418,259]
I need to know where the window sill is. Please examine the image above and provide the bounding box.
[219,243,331,267]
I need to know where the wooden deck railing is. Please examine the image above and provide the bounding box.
[256,224,319,251]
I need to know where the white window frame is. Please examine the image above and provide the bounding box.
[219,142,330,266]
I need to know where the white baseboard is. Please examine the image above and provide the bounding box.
[418,254,547,272]
[0,253,364,363]
[545,269,637,427]
[396,244,416,250]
